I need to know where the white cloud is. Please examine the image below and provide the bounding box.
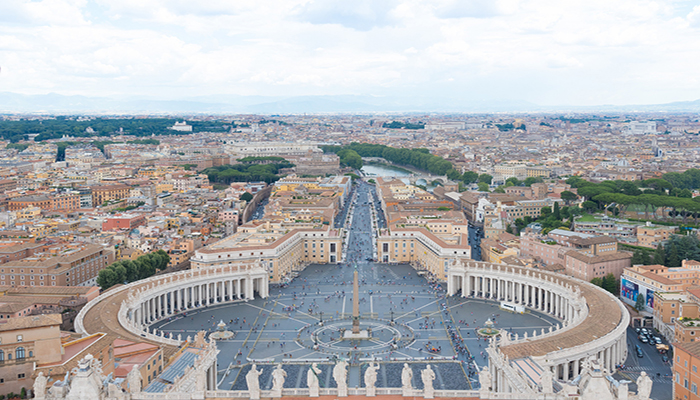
[0,0,698,105]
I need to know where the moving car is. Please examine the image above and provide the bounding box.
[638,335,648,343]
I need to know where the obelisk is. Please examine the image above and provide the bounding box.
[352,265,360,334]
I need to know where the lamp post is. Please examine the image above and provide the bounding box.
[319,311,324,326]
[390,310,394,325]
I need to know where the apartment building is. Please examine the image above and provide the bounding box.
[637,223,678,248]
[91,184,130,206]
[0,243,115,287]
[673,341,700,400]
[0,314,63,394]
[192,221,342,283]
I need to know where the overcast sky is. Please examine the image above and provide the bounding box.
[1,0,700,106]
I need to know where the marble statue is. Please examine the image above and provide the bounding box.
[193,331,207,348]
[333,360,348,397]
[364,362,379,397]
[33,372,48,400]
[307,363,321,397]
[127,365,142,394]
[271,364,287,397]
[540,367,553,394]
[479,366,491,394]
[401,363,413,395]
[246,363,263,400]
[421,365,436,399]
[636,371,652,400]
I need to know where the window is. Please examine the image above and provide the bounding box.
[0,350,3,361]
[692,383,697,395]
[16,335,22,342]
[18,373,25,379]
[16,347,25,359]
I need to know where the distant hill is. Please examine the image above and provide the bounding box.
[0,92,698,114]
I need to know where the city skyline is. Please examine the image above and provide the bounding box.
[1,0,700,110]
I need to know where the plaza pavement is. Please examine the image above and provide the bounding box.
[150,182,559,390]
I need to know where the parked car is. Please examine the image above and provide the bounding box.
[641,328,648,335]
[654,337,663,344]
[639,335,649,343]
[635,327,641,333]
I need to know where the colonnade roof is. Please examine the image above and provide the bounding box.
[498,275,622,359]
[80,282,179,359]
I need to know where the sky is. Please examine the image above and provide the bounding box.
[1,0,700,107]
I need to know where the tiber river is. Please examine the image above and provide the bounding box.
[360,164,435,189]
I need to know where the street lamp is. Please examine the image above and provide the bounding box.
[319,311,324,326]
[390,310,394,325]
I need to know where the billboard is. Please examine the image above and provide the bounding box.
[646,289,655,309]
[621,278,639,302]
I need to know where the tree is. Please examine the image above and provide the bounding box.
[631,250,648,265]
[523,176,544,186]
[560,191,578,205]
[540,206,552,218]
[478,174,493,184]
[505,177,521,186]
[553,202,561,220]
[240,192,253,202]
[97,268,118,291]
[653,244,666,265]
[667,242,681,267]
[591,277,603,287]
[635,293,646,311]
[477,182,490,192]
[581,201,598,213]
[602,273,618,295]
[462,171,479,184]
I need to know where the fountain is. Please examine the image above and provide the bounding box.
[477,318,501,338]
[209,320,235,340]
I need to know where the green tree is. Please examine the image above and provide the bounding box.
[631,250,648,265]
[590,277,603,287]
[240,192,253,202]
[560,191,578,205]
[523,176,544,186]
[97,268,118,291]
[602,273,618,295]
[477,182,490,192]
[478,174,493,184]
[653,244,666,265]
[540,206,552,218]
[667,242,681,267]
[462,171,479,184]
[635,293,646,311]
[505,177,521,186]
[553,202,561,220]
[581,201,598,213]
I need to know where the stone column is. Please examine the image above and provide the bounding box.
[247,276,254,300]
[237,279,243,299]
[228,280,233,301]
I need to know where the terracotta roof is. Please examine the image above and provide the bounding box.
[565,250,632,263]
[0,313,62,332]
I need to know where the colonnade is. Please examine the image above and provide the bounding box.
[447,261,629,395]
[456,274,576,323]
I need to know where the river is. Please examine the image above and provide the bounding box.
[361,163,436,190]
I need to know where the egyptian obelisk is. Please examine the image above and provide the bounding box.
[352,266,360,334]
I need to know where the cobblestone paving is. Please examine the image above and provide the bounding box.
[150,182,559,390]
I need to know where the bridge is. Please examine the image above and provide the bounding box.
[377,174,449,185]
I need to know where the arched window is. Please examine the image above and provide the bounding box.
[0,349,4,361]
[16,347,25,359]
